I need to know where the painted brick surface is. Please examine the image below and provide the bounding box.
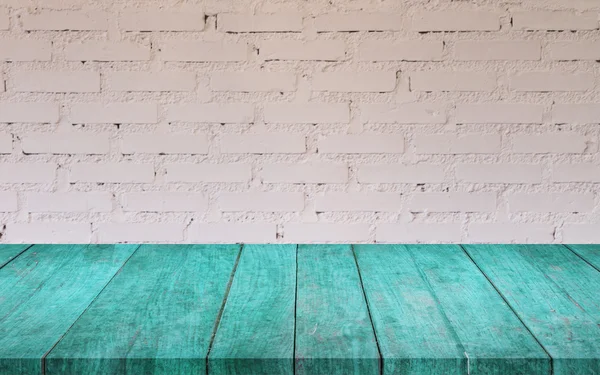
[0,0,598,244]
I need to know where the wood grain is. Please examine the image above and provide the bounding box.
[464,244,600,375]
[567,244,600,271]
[0,244,137,375]
[0,244,30,268]
[45,244,240,375]
[295,244,379,375]
[208,244,296,375]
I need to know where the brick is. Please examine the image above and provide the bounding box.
[0,102,59,123]
[552,164,600,182]
[454,41,541,61]
[0,191,17,212]
[315,193,402,212]
[218,13,303,32]
[410,71,497,92]
[313,12,403,32]
[510,72,594,92]
[65,42,150,61]
[552,104,600,124]
[412,11,500,32]
[377,223,462,243]
[318,134,404,154]
[0,133,12,153]
[359,41,443,61]
[189,223,277,243]
[456,164,542,183]
[218,192,304,212]
[260,40,345,61]
[221,134,306,154]
[548,41,600,61]
[69,163,154,183]
[4,223,92,243]
[456,104,543,124]
[512,11,598,30]
[508,193,593,213]
[357,164,446,183]
[12,71,100,93]
[210,72,296,92]
[283,223,370,242]
[0,163,56,183]
[96,223,184,242]
[159,41,248,62]
[71,103,158,124]
[415,133,501,154]
[360,103,446,124]
[108,71,196,92]
[264,103,350,123]
[562,224,600,243]
[165,163,252,183]
[119,10,205,31]
[25,192,112,212]
[121,192,207,212]
[408,193,496,212]
[121,134,208,154]
[468,223,555,243]
[260,163,348,184]
[0,40,51,61]
[512,133,593,153]
[0,8,8,30]
[22,133,110,154]
[167,103,254,124]
[312,71,396,92]
[22,10,108,30]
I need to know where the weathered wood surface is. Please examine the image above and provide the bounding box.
[567,244,600,271]
[295,244,379,375]
[45,244,240,375]
[464,244,600,375]
[0,244,137,375]
[208,244,297,375]
[0,244,30,268]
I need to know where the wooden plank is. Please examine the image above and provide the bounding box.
[0,244,30,268]
[354,244,550,375]
[464,244,600,375]
[567,244,600,271]
[45,244,241,375]
[0,244,137,375]
[295,244,380,375]
[208,244,296,375]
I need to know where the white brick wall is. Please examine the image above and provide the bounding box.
[0,0,599,244]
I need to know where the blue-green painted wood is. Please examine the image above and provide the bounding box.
[45,244,240,375]
[208,244,296,375]
[295,244,380,375]
[0,244,30,268]
[355,244,550,375]
[464,244,600,375]
[567,244,600,271]
[0,244,137,375]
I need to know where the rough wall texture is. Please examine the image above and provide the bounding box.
[0,0,599,244]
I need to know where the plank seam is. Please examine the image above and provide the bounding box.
[293,244,298,375]
[564,244,600,272]
[351,244,384,375]
[40,244,142,375]
[205,243,243,375]
[0,244,35,270]
[459,245,554,375]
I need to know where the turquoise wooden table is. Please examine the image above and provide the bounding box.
[0,244,599,375]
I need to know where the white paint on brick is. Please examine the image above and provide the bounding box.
[456,104,544,124]
[189,223,277,243]
[468,223,555,243]
[96,223,184,243]
[312,71,396,92]
[315,193,402,212]
[159,41,248,62]
[211,72,296,92]
[69,163,154,183]
[412,11,501,32]
[512,133,594,153]
[318,134,404,154]
[359,41,443,61]
[456,164,542,183]
[22,133,110,154]
[13,71,100,93]
[0,191,18,212]
[167,103,254,124]
[5,223,92,243]
[121,134,208,155]
[0,8,8,30]
[552,164,600,182]
[377,223,462,243]
[22,10,108,30]
[508,193,594,213]
[119,10,205,31]
[510,72,595,92]
[260,163,348,184]
[65,42,150,61]
[313,12,403,32]
[360,103,446,124]
[553,104,600,124]
[0,102,59,123]
[0,133,12,153]
[108,72,196,92]
[357,164,446,183]
[562,225,600,243]
[415,134,501,154]
[166,163,252,183]
[0,163,56,183]
[260,40,346,61]
[218,192,304,212]
[283,223,370,243]
[410,71,497,92]
[454,41,541,60]
[122,192,207,212]
[0,40,51,61]
[221,134,305,154]
[25,192,112,212]
[408,193,496,213]
[218,13,303,33]
[548,41,600,60]
[264,103,350,123]
[512,11,598,30]
[71,103,158,124]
